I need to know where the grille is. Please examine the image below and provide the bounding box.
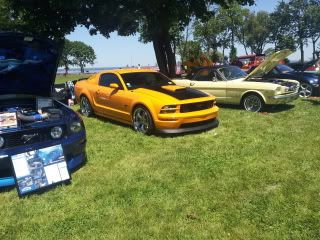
[180,100,214,113]
[1,127,64,149]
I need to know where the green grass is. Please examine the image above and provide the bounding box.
[55,74,92,84]
[1,96,320,239]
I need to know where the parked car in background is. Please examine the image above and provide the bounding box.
[0,32,86,188]
[288,59,320,73]
[75,69,219,134]
[173,50,300,112]
[249,64,320,98]
[53,77,88,105]
[231,54,265,72]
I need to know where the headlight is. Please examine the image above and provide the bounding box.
[275,87,282,95]
[51,126,63,139]
[160,105,178,114]
[0,136,4,148]
[69,121,82,133]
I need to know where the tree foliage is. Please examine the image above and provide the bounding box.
[59,40,96,74]
[71,41,96,73]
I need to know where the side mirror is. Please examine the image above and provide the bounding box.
[109,83,119,89]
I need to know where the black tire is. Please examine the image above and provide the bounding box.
[242,93,264,112]
[132,106,154,135]
[299,83,313,98]
[80,96,93,117]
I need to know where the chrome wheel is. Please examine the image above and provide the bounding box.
[133,107,153,134]
[80,96,92,117]
[243,94,263,112]
[299,83,312,98]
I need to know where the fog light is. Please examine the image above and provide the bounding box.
[51,126,63,139]
[0,136,4,148]
[70,121,82,133]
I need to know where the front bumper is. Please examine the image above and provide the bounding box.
[157,118,219,134]
[0,132,86,188]
[267,92,299,104]
[154,106,219,132]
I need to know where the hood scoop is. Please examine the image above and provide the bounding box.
[161,85,186,92]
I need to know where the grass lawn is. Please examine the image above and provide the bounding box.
[1,83,320,239]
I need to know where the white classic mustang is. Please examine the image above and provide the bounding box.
[173,50,300,112]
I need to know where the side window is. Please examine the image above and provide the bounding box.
[194,69,223,81]
[193,69,211,81]
[99,73,124,89]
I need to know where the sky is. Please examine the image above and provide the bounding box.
[66,0,314,68]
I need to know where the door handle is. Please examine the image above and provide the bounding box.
[190,82,195,86]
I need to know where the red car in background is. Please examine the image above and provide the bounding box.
[232,54,266,72]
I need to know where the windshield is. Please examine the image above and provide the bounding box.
[120,72,175,90]
[218,66,247,80]
[276,64,294,73]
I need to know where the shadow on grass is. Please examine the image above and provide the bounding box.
[217,103,295,113]
[79,110,217,138]
[301,97,320,106]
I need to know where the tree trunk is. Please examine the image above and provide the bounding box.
[164,34,176,77]
[153,38,169,76]
[152,30,176,78]
[299,38,304,64]
[80,63,84,73]
[244,45,248,55]
[312,40,315,60]
[64,64,69,76]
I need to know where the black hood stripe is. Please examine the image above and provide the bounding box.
[140,86,209,100]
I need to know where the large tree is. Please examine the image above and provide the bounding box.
[59,39,74,75]
[287,0,311,64]
[306,0,320,60]
[71,41,96,73]
[7,0,255,77]
[83,0,254,77]
[245,11,271,54]
[8,0,86,40]
[219,2,248,60]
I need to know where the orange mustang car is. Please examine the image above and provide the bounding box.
[74,69,219,134]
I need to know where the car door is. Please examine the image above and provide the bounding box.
[189,68,227,102]
[94,73,131,122]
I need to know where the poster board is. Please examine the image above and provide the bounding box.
[11,144,70,197]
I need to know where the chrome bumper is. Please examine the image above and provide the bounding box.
[272,92,299,99]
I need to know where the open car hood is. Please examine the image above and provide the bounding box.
[0,32,59,96]
[245,49,292,80]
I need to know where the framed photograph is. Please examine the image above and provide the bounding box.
[0,112,17,129]
[11,144,70,197]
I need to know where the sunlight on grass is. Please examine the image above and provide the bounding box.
[1,98,320,239]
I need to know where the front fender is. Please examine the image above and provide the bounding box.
[240,90,267,104]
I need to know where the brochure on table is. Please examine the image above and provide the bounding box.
[11,144,70,197]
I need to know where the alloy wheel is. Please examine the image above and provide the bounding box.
[299,83,312,98]
[133,107,153,134]
[243,94,263,112]
[80,96,92,117]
